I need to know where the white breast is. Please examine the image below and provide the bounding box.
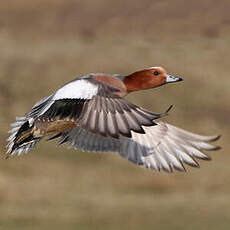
[53,79,98,100]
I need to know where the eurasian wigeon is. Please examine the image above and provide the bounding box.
[6,67,221,172]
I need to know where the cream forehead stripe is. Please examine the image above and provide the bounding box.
[147,66,162,70]
[53,80,98,100]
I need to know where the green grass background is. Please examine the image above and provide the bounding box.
[0,0,228,229]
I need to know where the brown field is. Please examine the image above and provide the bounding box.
[0,0,229,229]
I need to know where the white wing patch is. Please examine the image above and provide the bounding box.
[53,79,98,100]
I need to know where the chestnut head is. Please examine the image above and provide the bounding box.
[124,66,183,92]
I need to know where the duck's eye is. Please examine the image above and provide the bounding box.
[153,71,159,76]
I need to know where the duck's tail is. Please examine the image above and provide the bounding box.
[6,117,42,158]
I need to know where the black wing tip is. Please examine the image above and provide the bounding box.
[212,145,221,151]
[212,135,221,142]
[187,162,200,168]
[160,105,174,118]
[174,166,187,173]
[202,155,212,161]
[166,105,174,114]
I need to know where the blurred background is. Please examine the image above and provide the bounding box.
[0,0,228,229]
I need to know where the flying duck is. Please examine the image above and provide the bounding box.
[6,67,221,172]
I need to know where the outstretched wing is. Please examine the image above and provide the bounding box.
[49,121,220,172]
[7,77,168,158]
[35,79,168,138]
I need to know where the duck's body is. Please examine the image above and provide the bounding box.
[7,67,220,172]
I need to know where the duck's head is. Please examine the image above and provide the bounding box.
[123,66,183,93]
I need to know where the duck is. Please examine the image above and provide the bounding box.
[6,67,221,172]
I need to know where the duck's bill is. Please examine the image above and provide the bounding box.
[166,75,183,83]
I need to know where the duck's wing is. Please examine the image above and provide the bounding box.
[35,78,169,139]
[49,121,220,172]
[127,122,220,172]
[6,78,168,157]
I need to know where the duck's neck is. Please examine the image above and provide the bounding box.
[123,75,138,92]
[123,71,150,93]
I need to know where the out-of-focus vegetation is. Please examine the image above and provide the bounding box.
[0,0,228,229]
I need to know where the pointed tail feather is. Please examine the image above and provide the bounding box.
[6,117,42,158]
